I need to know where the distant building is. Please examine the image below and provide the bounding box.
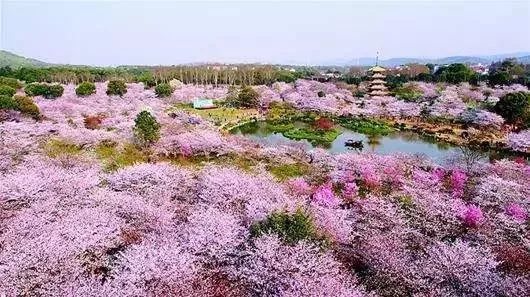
[368,66,389,97]
[193,98,215,109]
[470,63,489,75]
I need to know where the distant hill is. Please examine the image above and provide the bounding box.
[1,49,529,69]
[516,55,530,64]
[332,52,530,67]
[0,50,50,68]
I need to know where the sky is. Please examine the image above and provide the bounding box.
[1,0,529,66]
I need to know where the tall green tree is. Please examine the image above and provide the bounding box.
[133,110,161,146]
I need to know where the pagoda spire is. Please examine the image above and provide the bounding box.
[368,52,388,98]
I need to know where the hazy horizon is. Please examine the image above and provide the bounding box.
[1,1,529,66]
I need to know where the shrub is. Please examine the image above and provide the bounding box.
[0,76,23,89]
[75,82,96,97]
[14,95,40,118]
[337,117,395,135]
[0,95,40,118]
[0,95,17,110]
[313,117,334,131]
[282,127,340,145]
[0,85,16,97]
[84,115,103,130]
[133,110,160,145]
[106,80,127,96]
[236,86,260,108]
[434,63,478,84]
[495,244,530,274]
[169,79,183,89]
[155,83,173,98]
[491,91,529,124]
[137,73,156,89]
[266,102,301,122]
[24,83,48,96]
[47,84,64,99]
[393,84,423,102]
[250,208,322,245]
[24,83,63,99]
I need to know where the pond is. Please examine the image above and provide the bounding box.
[230,121,474,162]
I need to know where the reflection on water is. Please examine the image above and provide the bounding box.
[329,128,460,162]
[231,121,492,163]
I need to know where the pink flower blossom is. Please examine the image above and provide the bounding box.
[507,130,530,153]
[342,182,359,200]
[287,177,312,196]
[420,240,501,296]
[234,235,366,296]
[360,164,381,188]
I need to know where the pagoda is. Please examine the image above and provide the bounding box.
[368,53,388,97]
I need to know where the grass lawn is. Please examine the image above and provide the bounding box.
[95,142,148,172]
[267,162,310,181]
[172,103,259,128]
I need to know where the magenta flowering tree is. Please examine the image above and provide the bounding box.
[504,203,528,222]
[459,204,485,228]
[312,182,340,207]
[431,167,446,183]
[450,169,468,198]
[360,164,382,189]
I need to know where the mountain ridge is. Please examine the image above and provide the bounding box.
[331,52,530,67]
[0,50,50,68]
[1,50,529,68]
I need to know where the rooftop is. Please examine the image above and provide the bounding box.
[369,66,386,72]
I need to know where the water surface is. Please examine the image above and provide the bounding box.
[231,121,464,162]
